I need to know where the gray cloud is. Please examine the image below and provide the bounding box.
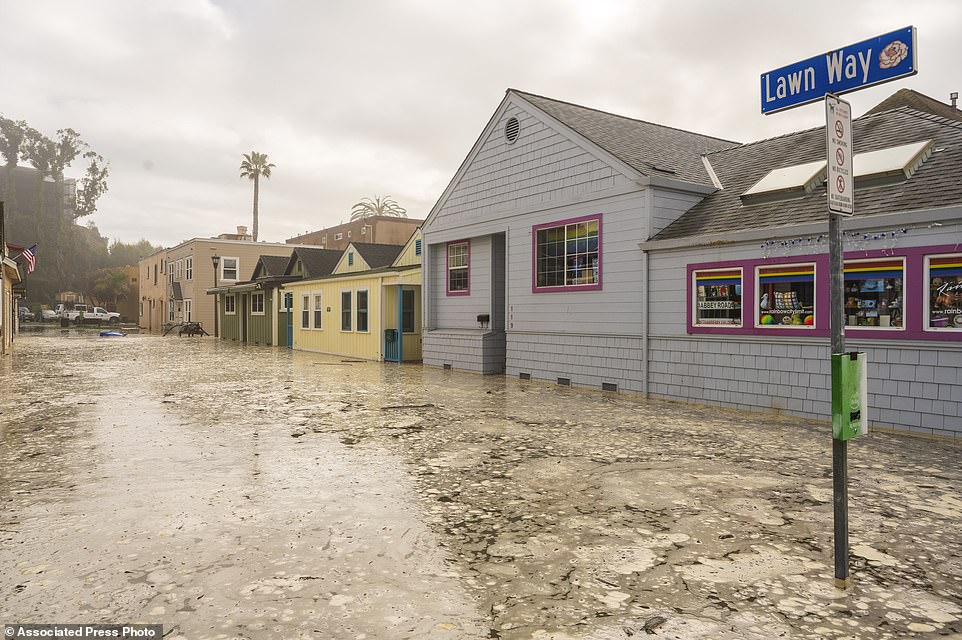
[3,0,959,247]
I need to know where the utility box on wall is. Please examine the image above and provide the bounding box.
[832,352,868,441]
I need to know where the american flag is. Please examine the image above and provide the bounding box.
[21,244,37,274]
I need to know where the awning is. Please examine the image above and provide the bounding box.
[171,282,183,301]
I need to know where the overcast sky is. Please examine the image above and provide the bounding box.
[3,1,959,247]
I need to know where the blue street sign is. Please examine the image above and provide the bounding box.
[761,26,917,114]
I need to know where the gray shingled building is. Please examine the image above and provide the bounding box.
[422,88,962,437]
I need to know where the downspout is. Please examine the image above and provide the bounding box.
[643,185,654,399]
[642,249,650,399]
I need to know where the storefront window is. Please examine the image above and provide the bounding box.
[927,254,962,330]
[692,268,742,326]
[756,263,816,328]
[843,258,904,329]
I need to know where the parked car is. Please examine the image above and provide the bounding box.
[64,305,121,324]
[18,306,35,322]
[40,309,58,321]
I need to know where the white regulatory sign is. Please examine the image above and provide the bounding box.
[826,94,854,216]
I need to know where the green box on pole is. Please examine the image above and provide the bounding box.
[832,352,868,441]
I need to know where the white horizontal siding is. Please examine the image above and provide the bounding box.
[430,102,634,234]
[429,235,492,330]
[506,191,648,336]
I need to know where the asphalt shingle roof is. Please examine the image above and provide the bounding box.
[351,242,404,268]
[865,88,962,123]
[253,254,291,279]
[513,90,739,187]
[289,247,343,278]
[653,107,962,241]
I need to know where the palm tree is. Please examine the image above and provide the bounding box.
[350,195,407,221]
[239,151,275,241]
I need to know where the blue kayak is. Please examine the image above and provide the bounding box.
[99,331,126,337]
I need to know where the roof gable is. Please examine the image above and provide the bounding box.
[424,89,737,233]
[284,247,342,278]
[252,254,291,279]
[392,228,422,267]
[333,243,372,274]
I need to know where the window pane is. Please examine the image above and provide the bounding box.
[929,254,962,329]
[757,264,816,327]
[313,294,323,329]
[302,295,310,328]
[449,269,468,292]
[843,259,904,328]
[357,291,368,332]
[694,269,742,326]
[402,289,415,333]
[536,218,600,289]
[341,291,352,331]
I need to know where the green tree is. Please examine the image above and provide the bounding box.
[350,195,407,221]
[76,151,109,218]
[106,239,163,268]
[92,267,131,309]
[0,116,27,167]
[239,151,275,242]
[0,116,111,304]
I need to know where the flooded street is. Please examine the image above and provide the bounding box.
[1,332,961,639]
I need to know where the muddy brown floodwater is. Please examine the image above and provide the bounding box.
[1,332,961,639]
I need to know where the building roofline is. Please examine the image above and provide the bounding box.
[508,88,741,146]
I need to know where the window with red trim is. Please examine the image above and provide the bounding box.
[447,241,469,294]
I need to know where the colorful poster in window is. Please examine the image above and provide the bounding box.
[843,259,903,328]
[693,269,742,326]
[757,263,815,328]
[928,255,962,330]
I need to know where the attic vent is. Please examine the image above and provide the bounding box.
[504,117,520,144]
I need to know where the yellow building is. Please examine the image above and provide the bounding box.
[283,230,422,362]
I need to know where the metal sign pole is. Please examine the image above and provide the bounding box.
[829,209,850,589]
[826,92,853,589]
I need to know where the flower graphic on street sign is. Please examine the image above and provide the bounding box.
[879,40,909,69]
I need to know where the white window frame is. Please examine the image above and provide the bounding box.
[251,292,265,315]
[301,294,310,329]
[221,257,239,281]
[843,256,906,331]
[224,294,236,315]
[139,302,144,317]
[754,261,818,330]
[447,241,470,295]
[356,289,369,333]
[185,256,193,281]
[184,299,192,322]
[335,232,343,241]
[924,252,962,333]
[691,267,743,328]
[340,289,353,332]
[312,293,323,330]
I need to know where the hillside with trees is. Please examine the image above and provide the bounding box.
[0,116,159,306]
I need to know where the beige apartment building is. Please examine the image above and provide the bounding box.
[139,229,310,334]
[286,216,422,250]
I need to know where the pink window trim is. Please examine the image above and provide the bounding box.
[531,213,603,293]
[685,243,962,342]
[446,239,470,297]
